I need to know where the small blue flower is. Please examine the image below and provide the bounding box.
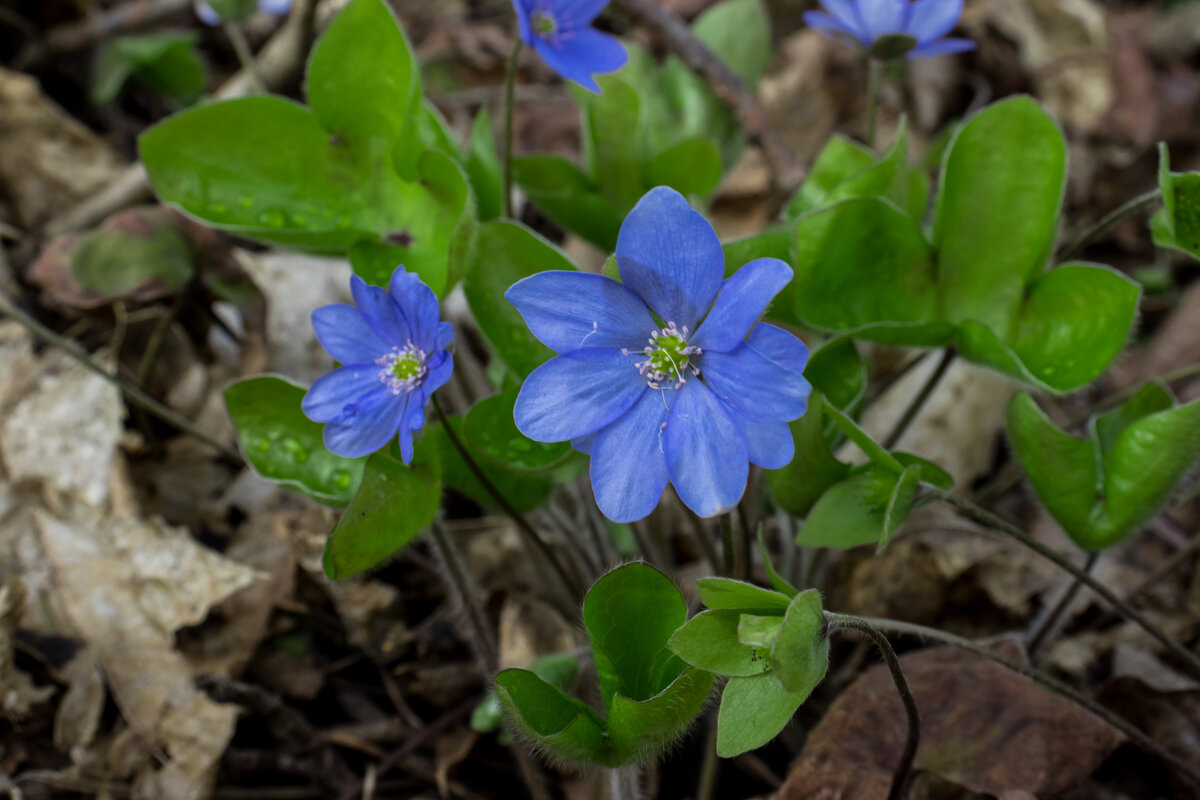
[196,0,292,26]
[508,187,811,523]
[303,266,454,463]
[805,0,974,59]
[512,0,628,93]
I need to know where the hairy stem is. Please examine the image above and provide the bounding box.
[720,513,736,577]
[428,519,499,671]
[930,489,1200,681]
[1027,552,1098,660]
[1059,189,1160,262]
[502,39,522,219]
[882,347,956,450]
[860,616,1200,787]
[866,58,884,151]
[826,613,920,800]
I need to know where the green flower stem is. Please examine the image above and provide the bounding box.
[502,38,523,219]
[1026,552,1098,660]
[1059,188,1161,263]
[687,513,723,574]
[825,613,920,800]
[223,20,267,93]
[858,615,1200,788]
[430,394,581,601]
[882,347,956,450]
[930,488,1200,681]
[866,58,884,151]
[0,293,241,461]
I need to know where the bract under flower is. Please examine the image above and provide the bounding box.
[302,266,454,463]
[805,0,974,59]
[507,187,811,522]
[511,0,628,93]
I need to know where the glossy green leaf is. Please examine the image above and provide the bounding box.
[645,138,722,198]
[581,76,644,212]
[785,134,876,220]
[722,228,792,279]
[225,376,365,507]
[696,578,792,613]
[463,220,572,377]
[736,614,783,650]
[473,652,579,733]
[93,32,207,106]
[933,96,1067,334]
[1090,382,1172,463]
[512,155,622,250]
[584,563,689,704]
[464,389,570,470]
[692,0,772,86]
[792,197,950,346]
[804,337,868,414]
[769,589,829,694]
[765,394,852,517]
[825,118,911,206]
[796,467,907,549]
[466,108,503,221]
[607,668,714,764]
[1152,142,1200,259]
[323,441,441,579]
[716,674,806,757]
[430,417,557,513]
[71,224,193,296]
[668,610,762,676]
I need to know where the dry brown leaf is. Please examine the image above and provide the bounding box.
[1098,677,1200,794]
[781,645,1123,800]
[1,582,54,723]
[0,321,36,413]
[433,729,478,799]
[497,595,576,671]
[53,649,106,755]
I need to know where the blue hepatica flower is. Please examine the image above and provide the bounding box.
[196,0,292,26]
[805,0,974,59]
[508,187,811,522]
[512,0,628,93]
[303,266,454,463]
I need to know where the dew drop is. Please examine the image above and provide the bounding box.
[252,436,270,452]
[237,195,255,209]
[332,470,353,489]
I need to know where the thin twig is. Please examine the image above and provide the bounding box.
[882,347,956,450]
[428,519,499,671]
[860,616,1200,787]
[1027,552,1098,661]
[608,0,803,192]
[1125,533,1200,603]
[826,613,920,800]
[931,489,1200,681]
[224,20,268,94]
[1059,189,1161,263]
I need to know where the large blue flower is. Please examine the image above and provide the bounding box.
[303,266,454,463]
[805,0,974,59]
[508,187,811,523]
[512,0,628,93]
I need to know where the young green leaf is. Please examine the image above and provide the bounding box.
[668,610,762,676]
[463,389,570,470]
[691,0,772,86]
[796,467,908,549]
[765,394,853,517]
[512,155,623,250]
[768,589,829,695]
[1152,142,1200,259]
[785,135,876,220]
[466,109,503,222]
[696,578,793,614]
[495,668,608,764]
[716,673,806,757]
[606,668,715,764]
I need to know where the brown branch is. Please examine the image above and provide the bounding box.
[609,0,803,193]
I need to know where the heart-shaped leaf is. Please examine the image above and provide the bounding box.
[1151,142,1200,259]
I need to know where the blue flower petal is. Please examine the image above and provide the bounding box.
[572,434,595,454]
[258,0,292,14]
[734,415,794,469]
[515,348,646,442]
[424,351,455,395]
[906,37,974,58]
[906,0,962,41]
[388,267,440,353]
[700,344,811,423]
[532,28,627,93]
[397,387,424,464]
[804,10,867,45]
[819,0,869,35]
[312,303,389,366]
[664,380,748,518]
[436,321,455,350]
[195,1,220,24]
[506,271,656,354]
[691,258,793,353]
[858,0,909,40]
[302,365,381,422]
[590,389,673,522]
[616,187,724,331]
[748,323,811,375]
[351,276,410,346]
[323,387,408,459]
[514,0,535,44]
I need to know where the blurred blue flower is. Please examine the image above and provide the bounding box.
[303,266,454,463]
[508,187,811,523]
[805,0,974,59]
[512,0,628,93]
[196,0,292,26]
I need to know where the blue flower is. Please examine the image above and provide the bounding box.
[196,0,292,26]
[508,187,811,522]
[512,0,628,93]
[805,0,974,59]
[303,266,454,463]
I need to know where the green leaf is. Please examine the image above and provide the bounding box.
[824,405,905,474]
[306,0,418,146]
[804,337,868,414]
[758,529,799,598]
[716,674,806,757]
[765,395,852,517]
[768,589,829,695]
[668,610,762,676]
[323,441,441,579]
[893,452,953,490]
[933,96,1067,335]
[797,467,909,549]
[692,0,772,86]
[71,224,194,296]
[696,578,792,613]
[645,138,722,198]
[825,117,911,207]
[584,563,689,704]
[225,376,365,507]
[513,155,622,250]
[785,134,876,220]
[580,76,644,212]
[203,0,259,22]
[495,668,608,764]
[1090,381,1172,463]
[878,464,920,550]
[473,652,579,734]
[463,390,570,470]
[722,228,792,279]
[792,197,950,346]
[607,668,714,764]
[736,614,783,650]
[93,32,207,106]
[463,221,572,377]
[466,108,503,221]
[430,417,557,513]
[1152,142,1200,258]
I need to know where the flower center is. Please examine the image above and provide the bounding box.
[376,342,428,395]
[627,322,702,390]
[532,11,557,36]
